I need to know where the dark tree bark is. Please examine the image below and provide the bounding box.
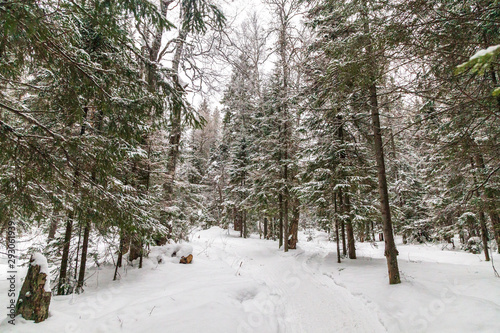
[243,210,247,239]
[76,222,90,293]
[284,186,289,252]
[344,193,356,259]
[113,230,126,281]
[58,214,73,295]
[288,196,299,249]
[334,193,341,264]
[139,239,144,269]
[341,221,347,256]
[16,255,51,323]
[277,217,280,241]
[264,217,268,240]
[113,259,120,281]
[239,211,243,237]
[272,217,276,241]
[279,193,284,248]
[371,221,375,241]
[117,231,126,268]
[369,82,401,285]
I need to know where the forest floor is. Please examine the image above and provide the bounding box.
[1,227,500,332]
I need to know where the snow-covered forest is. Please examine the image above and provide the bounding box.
[1,0,500,332]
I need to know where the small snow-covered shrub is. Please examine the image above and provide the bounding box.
[457,212,479,245]
[402,221,432,243]
[463,236,482,254]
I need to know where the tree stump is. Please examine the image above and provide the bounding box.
[16,253,51,323]
[179,254,193,264]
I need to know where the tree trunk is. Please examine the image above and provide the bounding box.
[288,196,299,249]
[479,211,490,261]
[139,239,144,269]
[146,4,187,241]
[369,82,401,285]
[371,221,375,241]
[114,231,125,281]
[334,193,341,264]
[474,153,500,253]
[344,193,356,259]
[339,190,347,256]
[275,2,291,253]
[279,193,284,248]
[282,116,289,252]
[284,188,289,252]
[272,217,276,241]
[264,217,268,240]
[58,214,73,295]
[113,259,120,281]
[47,214,58,242]
[239,211,243,237]
[58,107,88,294]
[164,29,188,205]
[76,222,90,293]
[258,219,262,239]
[74,222,82,280]
[233,208,240,232]
[117,231,125,268]
[164,107,182,202]
[243,210,247,239]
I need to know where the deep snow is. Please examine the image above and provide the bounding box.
[1,227,500,332]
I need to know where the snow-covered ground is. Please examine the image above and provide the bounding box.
[1,227,500,332]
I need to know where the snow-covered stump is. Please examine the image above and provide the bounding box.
[16,253,51,323]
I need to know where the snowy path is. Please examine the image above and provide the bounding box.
[2,227,500,332]
[206,232,386,333]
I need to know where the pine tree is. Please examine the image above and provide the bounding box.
[306,0,401,283]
